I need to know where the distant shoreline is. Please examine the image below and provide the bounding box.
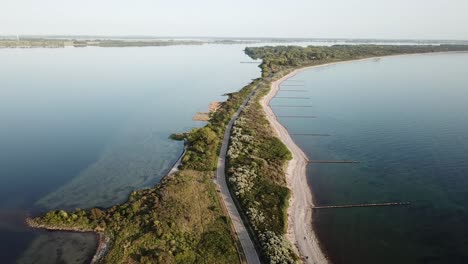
[2,38,468,49]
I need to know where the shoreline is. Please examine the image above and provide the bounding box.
[91,233,110,264]
[25,218,109,264]
[260,66,328,264]
[25,143,186,263]
[258,52,466,264]
[167,144,187,176]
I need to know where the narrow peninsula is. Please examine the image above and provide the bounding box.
[29,44,468,264]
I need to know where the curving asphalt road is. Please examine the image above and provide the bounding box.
[214,82,263,264]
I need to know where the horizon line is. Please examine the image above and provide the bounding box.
[1,35,468,42]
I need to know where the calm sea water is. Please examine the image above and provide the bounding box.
[0,44,263,263]
[272,53,468,264]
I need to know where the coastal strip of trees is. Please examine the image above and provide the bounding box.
[245,44,468,77]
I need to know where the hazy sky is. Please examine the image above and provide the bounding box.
[1,0,467,39]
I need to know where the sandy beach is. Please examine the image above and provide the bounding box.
[260,66,329,264]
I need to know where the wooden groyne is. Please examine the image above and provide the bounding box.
[275,97,310,99]
[279,89,307,92]
[277,115,317,118]
[269,105,314,107]
[307,160,360,164]
[292,133,330,136]
[313,202,410,210]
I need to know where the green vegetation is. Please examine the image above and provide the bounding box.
[246,44,468,77]
[180,81,260,171]
[29,170,238,264]
[181,127,219,171]
[227,101,292,233]
[169,133,186,141]
[226,84,297,263]
[0,39,203,48]
[0,39,67,48]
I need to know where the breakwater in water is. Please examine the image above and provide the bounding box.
[313,202,410,210]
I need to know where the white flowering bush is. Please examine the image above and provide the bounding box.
[234,117,247,126]
[259,231,297,264]
[246,206,265,229]
[227,105,298,263]
[229,165,256,197]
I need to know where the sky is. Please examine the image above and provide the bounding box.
[1,0,468,40]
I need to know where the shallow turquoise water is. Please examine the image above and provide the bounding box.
[272,53,468,264]
[0,45,261,263]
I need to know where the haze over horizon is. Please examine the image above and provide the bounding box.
[2,0,468,40]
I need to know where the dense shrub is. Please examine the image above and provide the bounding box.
[226,84,296,262]
[259,231,296,264]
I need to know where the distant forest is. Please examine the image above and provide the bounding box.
[245,44,468,76]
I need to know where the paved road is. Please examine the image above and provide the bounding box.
[214,84,262,264]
